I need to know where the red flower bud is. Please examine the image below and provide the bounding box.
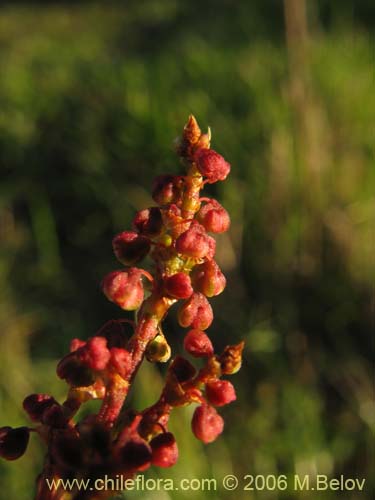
[0,426,29,461]
[133,207,163,237]
[191,259,226,297]
[183,329,214,358]
[152,175,184,206]
[164,272,193,299]
[178,292,213,330]
[205,380,236,407]
[102,268,144,310]
[196,199,230,233]
[109,347,132,378]
[79,337,111,371]
[150,432,178,468]
[194,148,230,184]
[112,231,150,266]
[175,223,216,259]
[191,405,224,443]
[23,394,57,422]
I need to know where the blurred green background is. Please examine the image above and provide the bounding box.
[0,1,373,499]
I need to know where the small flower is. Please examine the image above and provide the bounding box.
[113,231,151,265]
[102,268,144,310]
[175,223,216,259]
[183,329,214,358]
[23,394,58,422]
[205,380,236,406]
[152,175,184,206]
[164,272,193,299]
[191,259,226,297]
[196,199,230,233]
[191,405,224,443]
[178,292,213,330]
[0,427,30,461]
[133,207,163,237]
[194,148,230,183]
[79,337,111,371]
[150,432,178,468]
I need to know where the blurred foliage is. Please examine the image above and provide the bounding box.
[0,1,373,499]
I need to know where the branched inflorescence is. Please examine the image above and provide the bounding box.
[0,116,244,500]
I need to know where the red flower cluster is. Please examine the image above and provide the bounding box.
[0,116,244,500]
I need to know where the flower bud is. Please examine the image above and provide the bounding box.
[79,336,111,371]
[0,426,29,461]
[109,347,132,378]
[150,432,178,468]
[133,207,163,237]
[178,292,213,330]
[194,148,230,184]
[145,334,171,363]
[102,268,144,310]
[112,231,151,266]
[196,200,230,233]
[183,329,214,358]
[23,394,58,422]
[191,405,224,444]
[175,223,216,259]
[191,259,226,297]
[164,272,193,299]
[152,175,184,205]
[206,380,236,407]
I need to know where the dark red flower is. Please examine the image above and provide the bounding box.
[194,148,230,183]
[191,405,224,443]
[184,329,214,358]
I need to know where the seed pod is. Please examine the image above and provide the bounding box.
[56,353,95,387]
[152,175,184,206]
[102,268,144,311]
[196,199,230,233]
[191,405,224,443]
[133,207,163,237]
[178,292,213,330]
[112,231,151,266]
[23,394,58,422]
[79,337,111,371]
[0,426,30,461]
[183,329,214,358]
[191,259,226,297]
[164,272,193,299]
[205,380,236,407]
[175,223,216,259]
[194,148,230,184]
[150,432,178,468]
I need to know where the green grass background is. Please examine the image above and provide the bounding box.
[0,1,373,499]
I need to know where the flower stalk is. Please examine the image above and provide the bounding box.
[0,115,244,500]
